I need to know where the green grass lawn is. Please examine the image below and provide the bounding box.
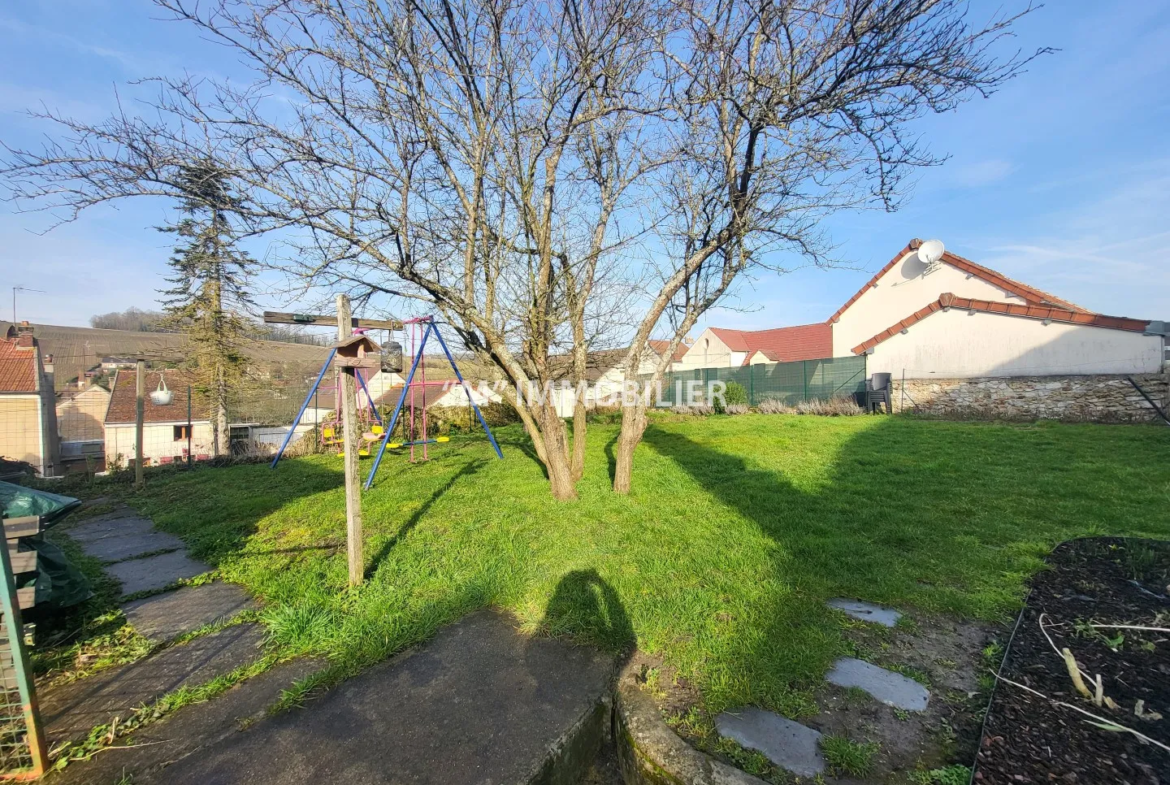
[97,415,1170,717]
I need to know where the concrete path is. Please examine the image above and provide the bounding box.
[47,658,325,785]
[42,505,260,744]
[42,624,266,740]
[136,610,615,785]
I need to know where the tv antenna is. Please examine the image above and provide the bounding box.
[12,287,46,323]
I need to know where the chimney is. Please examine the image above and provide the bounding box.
[43,353,54,374]
[15,323,33,348]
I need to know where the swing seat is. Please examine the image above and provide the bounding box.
[371,425,384,435]
[436,436,450,443]
[388,442,402,449]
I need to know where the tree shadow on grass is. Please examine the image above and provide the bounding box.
[364,459,485,579]
[604,431,619,484]
[639,416,1170,717]
[129,458,346,566]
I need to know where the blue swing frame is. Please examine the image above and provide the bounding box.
[364,318,503,490]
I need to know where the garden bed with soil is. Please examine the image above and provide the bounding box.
[976,537,1170,784]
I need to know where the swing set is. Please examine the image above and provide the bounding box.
[270,316,503,487]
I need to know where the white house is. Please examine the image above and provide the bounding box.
[104,369,216,466]
[673,325,833,370]
[0,324,60,476]
[831,240,1163,379]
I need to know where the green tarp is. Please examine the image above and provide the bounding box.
[0,481,83,524]
[0,481,92,609]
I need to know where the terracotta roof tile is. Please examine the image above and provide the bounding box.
[647,339,690,363]
[105,369,210,424]
[851,293,1152,355]
[708,323,833,364]
[375,384,460,410]
[828,240,1093,325]
[937,251,1089,312]
[0,337,38,393]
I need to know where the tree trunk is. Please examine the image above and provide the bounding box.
[612,401,647,495]
[570,395,587,483]
[538,403,578,501]
[214,394,229,456]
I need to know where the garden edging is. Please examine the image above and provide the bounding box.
[614,664,766,785]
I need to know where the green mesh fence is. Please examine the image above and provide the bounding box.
[643,355,867,407]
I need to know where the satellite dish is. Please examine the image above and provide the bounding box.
[917,239,945,266]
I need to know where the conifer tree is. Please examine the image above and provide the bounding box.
[160,161,253,456]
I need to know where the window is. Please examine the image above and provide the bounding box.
[173,425,191,441]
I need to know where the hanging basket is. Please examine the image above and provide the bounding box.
[149,377,173,406]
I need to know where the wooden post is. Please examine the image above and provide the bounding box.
[135,359,145,489]
[337,295,363,586]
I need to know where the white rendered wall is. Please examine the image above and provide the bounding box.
[866,309,1164,379]
[832,252,1027,356]
[674,329,746,369]
[105,422,215,465]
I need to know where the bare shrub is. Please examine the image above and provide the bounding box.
[758,397,864,416]
[671,404,715,416]
[757,398,797,415]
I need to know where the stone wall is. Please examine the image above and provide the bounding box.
[889,373,1170,424]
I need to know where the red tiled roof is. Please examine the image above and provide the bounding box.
[0,336,37,393]
[647,339,690,363]
[374,384,458,410]
[105,369,210,424]
[827,239,1092,325]
[851,293,1152,355]
[937,251,1088,312]
[708,323,833,364]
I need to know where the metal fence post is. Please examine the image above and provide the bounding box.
[186,386,192,468]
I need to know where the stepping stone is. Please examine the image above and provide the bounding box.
[715,707,824,778]
[826,657,929,712]
[47,658,326,785]
[78,530,185,563]
[153,609,615,785]
[41,623,267,742]
[108,550,210,596]
[826,598,902,627]
[122,582,257,642]
[66,516,157,543]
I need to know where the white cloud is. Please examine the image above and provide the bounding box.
[974,164,1170,317]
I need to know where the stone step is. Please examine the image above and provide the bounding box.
[715,707,825,778]
[65,516,157,543]
[108,549,211,597]
[46,658,325,785]
[41,624,267,742]
[147,609,615,785]
[825,657,929,712]
[826,597,902,627]
[122,582,257,643]
[79,530,185,564]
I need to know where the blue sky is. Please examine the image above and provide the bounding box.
[2,0,1168,334]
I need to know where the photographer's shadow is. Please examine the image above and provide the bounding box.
[540,568,635,661]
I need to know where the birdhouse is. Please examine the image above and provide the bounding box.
[333,334,382,370]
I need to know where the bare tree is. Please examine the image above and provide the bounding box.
[608,0,1047,492]
[1,0,1044,500]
